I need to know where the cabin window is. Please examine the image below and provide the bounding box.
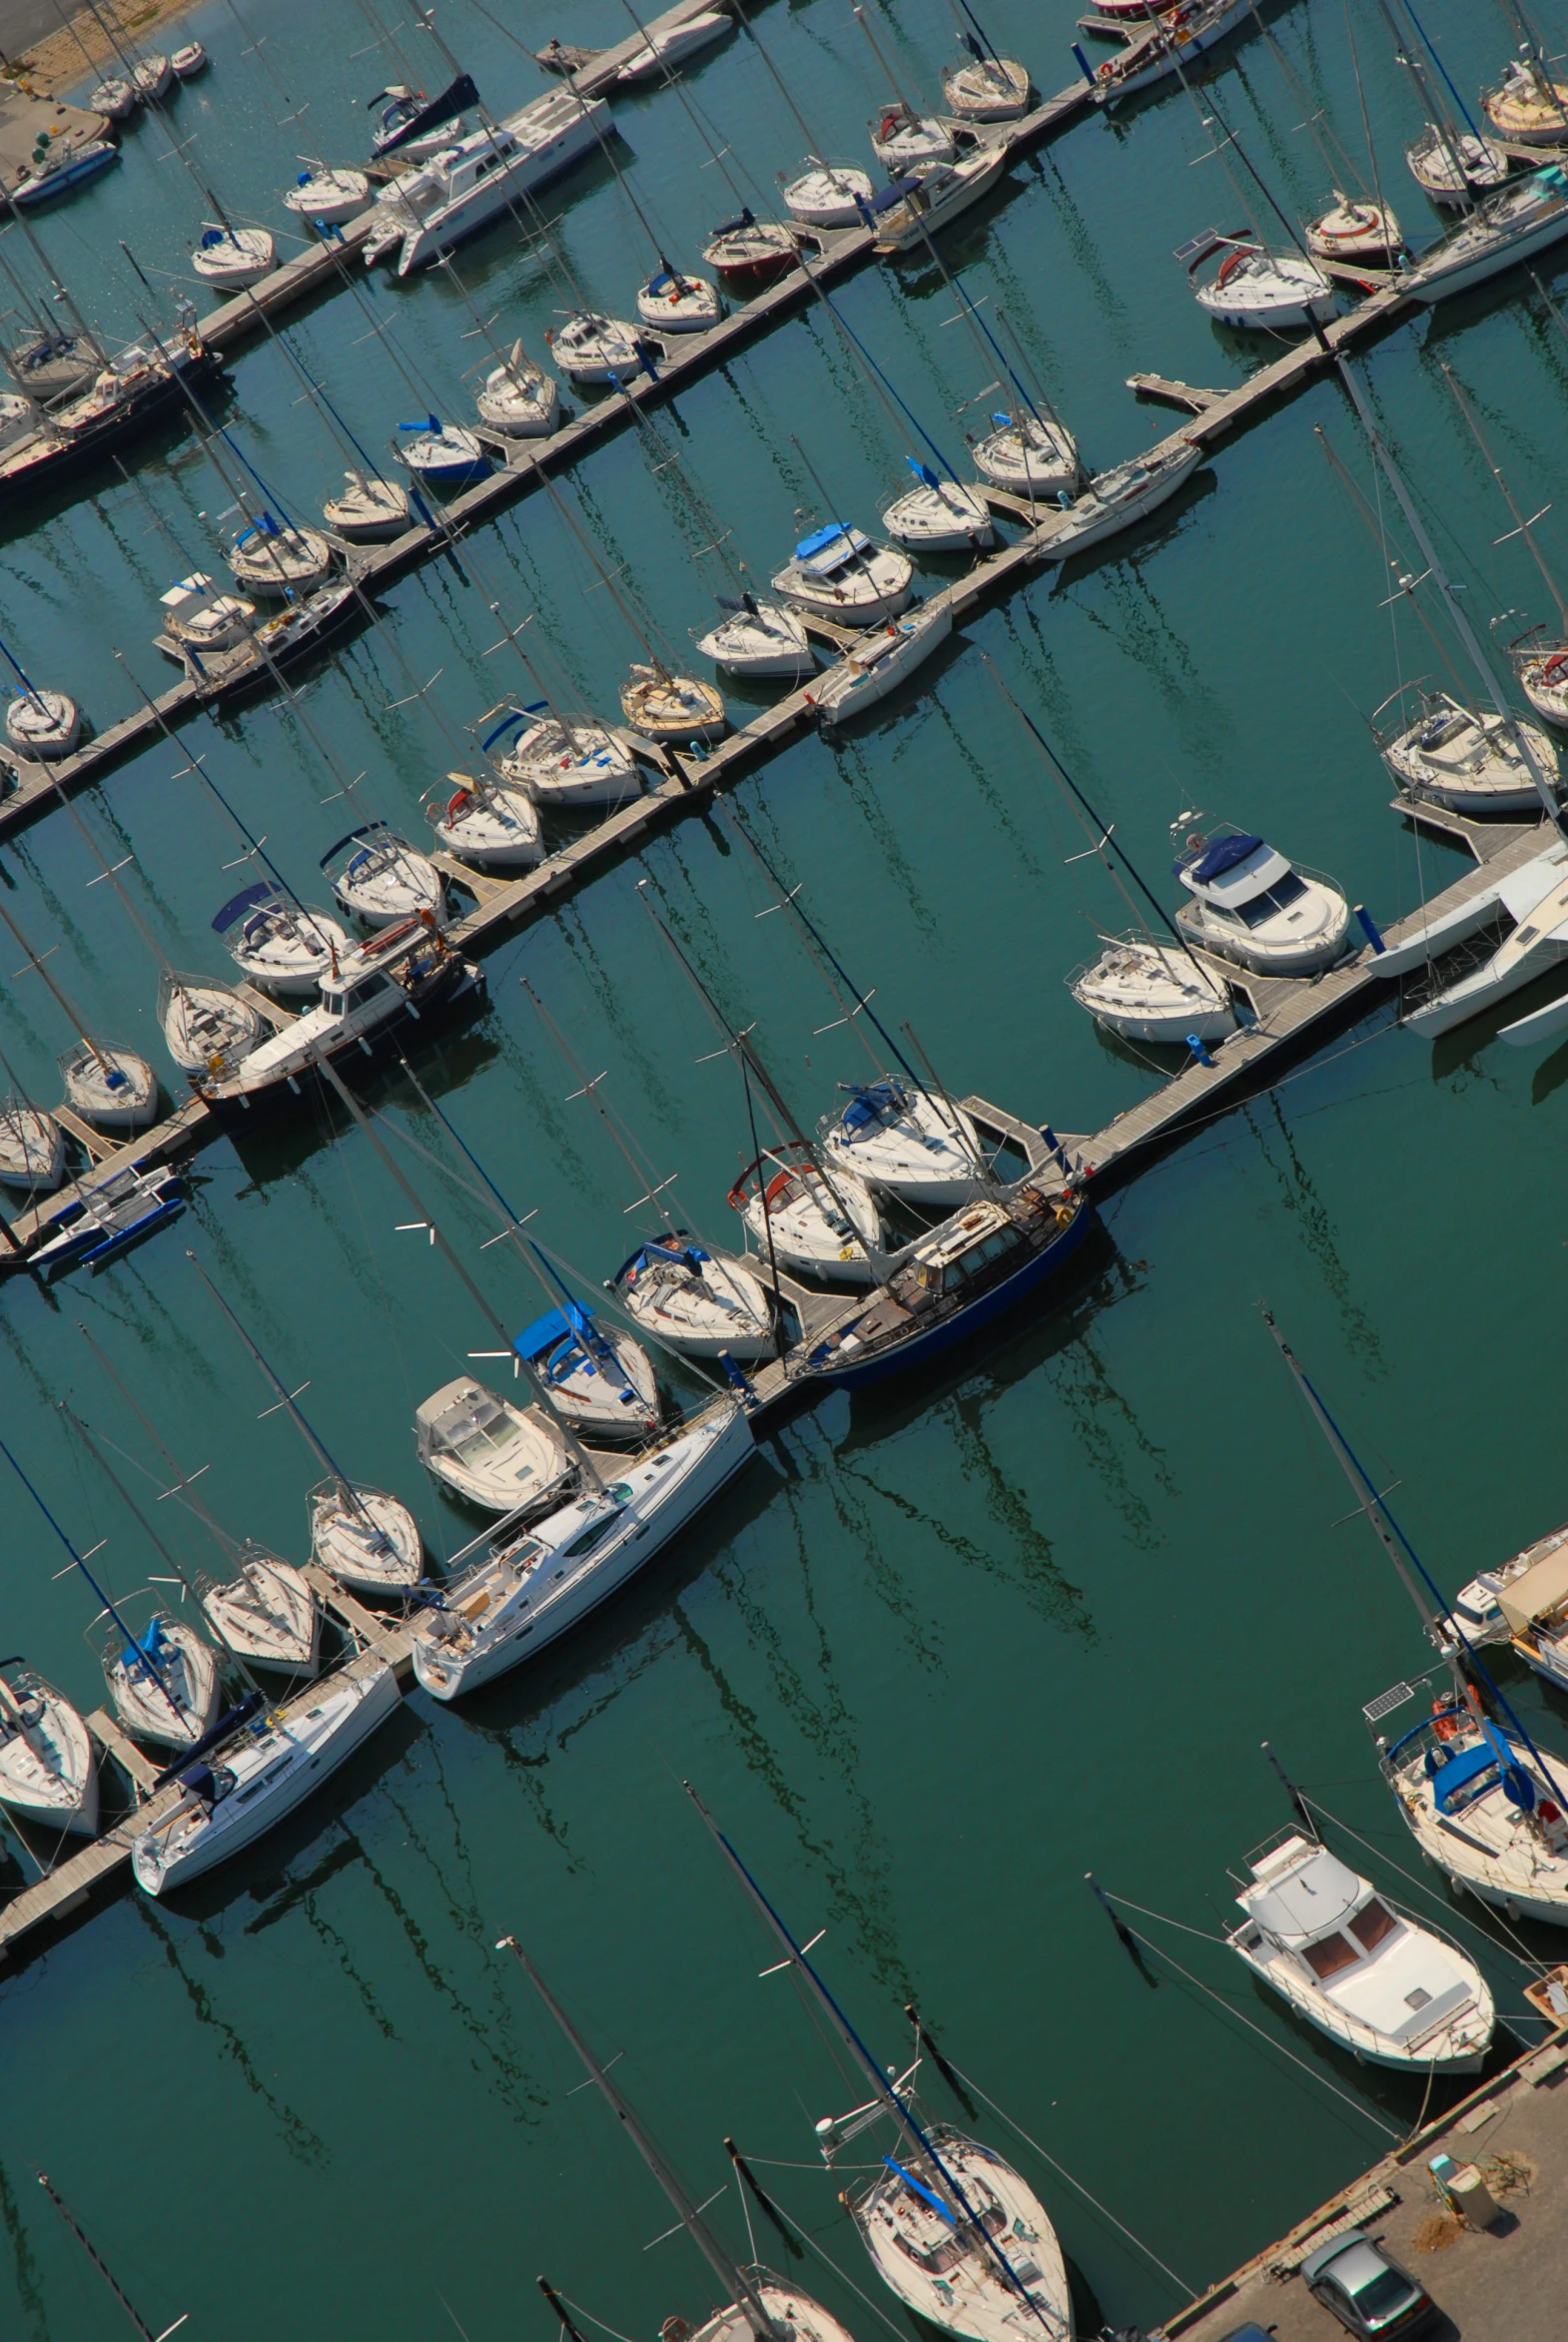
[559,1514,621,1562]
[1349,1899,1396,1952]
[1301,1931,1360,1980]
[345,974,391,1012]
[1235,871,1308,929]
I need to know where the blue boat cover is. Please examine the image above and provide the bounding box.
[212,878,280,933]
[1427,1722,1534,1814]
[865,175,920,215]
[515,1300,594,1359]
[883,2157,955,2225]
[839,1081,904,1131]
[1180,832,1263,885]
[614,1234,708,1282]
[794,521,853,559]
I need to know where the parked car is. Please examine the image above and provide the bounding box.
[1300,2231,1440,2338]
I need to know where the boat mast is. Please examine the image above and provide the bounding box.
[496,1936,788,2342]
[36,2171,187,2342]
[0,895,122,1081]
[79,1322,249,1571]
[1440,363,1568,636]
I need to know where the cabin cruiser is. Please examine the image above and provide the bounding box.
[1172,828,1351,977]
[1407,124,1511,209]
[870,151,1009,254]
[696,594,814,680]
[1378,690,1560,816]
[1035,442,1203,562]
[428,771,542,868]
[310,1481,422,1594]
[811,604,953,725]
[729,1146,884,1284]
[1407,165,1568,304]
[513,1303,660,1441]
[0,1667,97,1835]
[158,572,257,657]
[213,881,352,997]
[1227,1831,1493,2071]
[414,1375,575,1515]
[1185,235,1334,332]
[322,823,443,926]
[819,1080,984,1207]
[363,93,609,273]
[772,523,912,627]
[1071,938,1236,1044]
[612,1234,775,1359]
[1374,1693,1568,1926]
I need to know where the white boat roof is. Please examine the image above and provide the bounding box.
[913,1198,1011,1268]
[1498,1545,1568,1632]
[1177,833,1292,905]
[1240,1840,1363,1944]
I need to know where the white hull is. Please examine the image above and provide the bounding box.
[637,272,722,332]
[106,1618,220,1750]
[1194,249,1334,331]
[285,170,370,227]
[695,606,814,678]
[616,1242,775,1358]
[783,166,874,228]
[1405,857,1568,1037]
[616,11,733,82]
[549,317,645,385]
[202,1555,319,1675]
[0,1102,64,1188]
[620,668,727,742]
[228,906,352,997]
[1382,700,1558,815]
[62,1046,158,1131]
[874,151,1008,252]
[310,1483,422,1593]
[1072,940,1235,1043]
[1408,175,1568,302]
[230,525,334,598]
[367,94,607,274]
[6,689,80,758]
[476,359,558,436]
[502,722,641,808]
[0,1678,98,1835]
[973,416,1078,496]
[432,779,542,867]
[735,1163,882,1285]
[323,471,409,539]
[161,980,262,1076]
[415,1376,574,1516]
[812,605,953,723]
[853,2133,1071,2342]
[192,228,276,290]
[942,59,1030,122]
[821,1086,985,1206]
[882,482,992,551]
[1036,443,1203,561]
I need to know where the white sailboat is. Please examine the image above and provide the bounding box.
[942,40,1030,123]
[772,522,913,627]
[1484,56,1568,147]
[498,714,642,809]
[1034,441,1203,562]
[323,470,409,539]
[191,225,276,290]
[729,1147,884,1284]
[414,1375,575,1515]
[612,1234,776,1359]
[427,771,542,869]
[637,265,723,334]
[1186,236,1333,332]
[819,1080,985,1207]
[61,1041,159,1130]
[322,822,444,925]
[4,683,80,758]
[869,103,955,172]
[0,1091,64,1189]
[1378,690,1560,816]
[620,664,727,742]
[870,151,1009,254]
[310,1480,422,1594]
[475,342,559,436]
[229,516,334,597]
[1407,166,1568,303]
[615,9,733,83]
[696,594,815,680]
[782,161,874,229]
[103,1611,222,1750]
[513,1303,661,1441]
[158,969,262,1079]
[284,166,371,227]
[0,1667,98,1836]
[811,603,954,724]
[1406,124,1511,209]
[972,410,1079,497]
[882,469,993,553]
[1071,939,1235,1044]
[548,313,646,386]
[213,881,352,998]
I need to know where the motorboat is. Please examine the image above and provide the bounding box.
[811,602,953,725]
[202,1548,319,1675]
[159,970,263,1080]
[1406,124,1512,209]
[284,166,371,227]
[702,209,801,291]
[213,881,352,997]
[728,1145,884,1284]
[323,469,409,539]
[1172,828,1351,977]
[696,594,814,680]
[475,342,559,435]
[428,771,542,868]
[636,265,722,333]
[616,10,733,83]
[0,390,37,453]
[1187,237,1334,332]
[1484,59,1568,147]
[158,572,256,655]
[395,417,491,485]
[782,161,874,229]
[942,50,1031,122]
[413,1399,753,1700]
[12,139,120,208]
[370,76,477,165]
[1088,0,1251,105]
[612,1234,776,1359]
[1406,165,1568,304]
[133,54,174,101]
[364,106,602,275]
[869,105,955,172]
[171,42,208,77]
[88,75,136,120]
[772,522,913,627]
[547,313,645,386]
[61,1042,158,1130]
[310,1480,422,1594]
[496,713,642,809]
[1378,690,1560,816]
[882,471,993,552]
[1374,1695,1568,1927]
[971,409,1079,498]
[870,151,1008,253]
[322,823,444,925]
[513,1301,661,1441]
[1305,195,1403,266]
[132,1661,400,1896]
[414,1375,575,1515]
[1035,441,1204,562]
[1226,1830,1493,2072]
[1071,938,1236,1044]
[0,1668,97,1836]
[799,1185,1093,1390]
[104,1612,221,1750]
[229,515,334,597]
[31,1167,184,1275]
[620,664,727,743]
[0,1096,63,1189]
[819,1080,985,1207]
[1405,837,1568,1039]
[4,685,80,758]
[190,225,276,290]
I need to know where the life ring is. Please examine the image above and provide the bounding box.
[1097,58,1116,78]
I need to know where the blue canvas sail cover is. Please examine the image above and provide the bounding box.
[1177,832,1263,885]
[213,878,282,933]
[883,2156,956,2225]
[376,73,478,154]
[839,1081,906,1131]
[515,1300,595,1360]
[1427,1721,1536,1815]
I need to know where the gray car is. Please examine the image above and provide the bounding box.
[1299,2230,1439,2339]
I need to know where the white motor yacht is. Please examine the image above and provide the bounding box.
[1188,238,1334,332]
[871,150,1008,253]
[497,714,642,809]
[548,313,646,386]
[819,1080,985,1207]
[310,1480,422,1594]
[475,343,559,435]
[159,970,262,1079]
[1405,838,1568,1039]
[415,1377,576,1515]
[782,161,874,229]
[0,1097,64,1189]
[213,882,352,998]
[191,226,276,290]
[514,1303,661,1442]
[728,1146,884,1284]
[972,410,1079,497]
[612,1234,776,1359]
[323,469,409,539]
[0,1668,97,1836]
[362,91,608,274]
[637,266,723,333]
[1406,124,1512,208]
[62,1043,158,1131]
[322,823,443,926]
[158,573,257,657]
[1071,938,1236,1045]
[772,522,913,627]
[811,603,953,725]
[104,1613,221,1750]
[5,686,80,759]
[942,52,1031,122]
[1036,442,1204,561]
[229,517,334,598]
[1173,828,1350,977]
[1227,1831,1494,2072]
[1374,1693,1568,1927]
[284,167,371,227]
[1407,166,1568,304]
[615,9,733,83]
[882,472,993,552]
[428,772,542,869]
[202,1548,319,1676]
[1379,691,1560,816]
[414,1400,753,1700]
[869,105,955,171]
[620,665,727,743]
[696,595,814,679]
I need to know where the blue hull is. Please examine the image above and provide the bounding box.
[802,1197,1098,1391]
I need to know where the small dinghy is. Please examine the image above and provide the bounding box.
[513,1301,661,1441]
[5,685,80,759]
[214,881,351,997]
[427,771,542,868]
[323,469,408,539]
[1484,59,1568,147]
[782,161,874,228]
[1406,124,1511,209]
[811,603,953,725]
[1036,441,1203,562]
[0,1096,63,1190]
[696,593,814,679]
[322,823,444,926]
[230,516,334,598]
[309,1480,421,1594]
[871,150,1008,253]
[158,572,256,655]
[171,42,208,77]
[1305,195,1402,266]
[1379,690,1560,816]
[31,1167,184,1274]
[496,713,642,809]
[772,522,913,627]
[104,1613,221,1750]
[0,1667,97,1835]
[133,53,174,100]
[729,1144,883,1284]
[882,468,993,552]
[203,1548,319,1675]
[159,969,263,1078]
[702,208,800,290]
[616,8,733,82]
[0,390,38,456]
[619,664,727,742]
[636,264,722,333]
[415,1376,576,1515]
[972,408,1079,497]
[395,416,491,485]
[819,1079,984,1207]
[88,75,137,120]
[191,225,276,289]
[1227,1830,1494,2072]
[612,1233,775,1359]
[1377,1695,1568,1928]
[13,139,119,208]
[475,343,558,435]
[1071,938,1235,1044]
[1187,237,1334,331]
[942,49,1031,122]
[285,166,371,226]
[61,1043,158,1130]
[1173,828,1350,977]
[132,1663,401,1895]
[869,104,955,172]
[547,313,645,386]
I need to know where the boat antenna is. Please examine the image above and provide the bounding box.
[496,1936,788,2342]
[35,2171,187,2342]
[682,1787,1065,2340]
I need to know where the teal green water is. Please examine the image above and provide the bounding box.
[4,0,1568,2333]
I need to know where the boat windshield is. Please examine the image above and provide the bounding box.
[1348,1899,1397,1952]
[1233,870,1307,928]
[1301,1930,1361,1980]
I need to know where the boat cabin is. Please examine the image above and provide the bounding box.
[1173,829,1309,928]
[893,1199,1022,1302]
[792,522,873,579]
[1230,1834,1465,2025]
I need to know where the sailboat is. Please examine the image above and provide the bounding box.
[322,822,444,926]
[0,1661,98,1836]
[942,30,1031,123]
[214,880,353,997]
[489,700,642,810]
[192,224,276,290]
[613,1237,777,1359]
[820,1081,985,1207]
[696,592,815,681]
[285,165,372,227]
[0,1043,64,1189]
[229,512,335,597]
[0,895,158,1131]
[684,1790,1074,2342]
[427,769,543,869]
[1378,690,1559,815]
[475,339,559,436]
[1407,171,1568,302]
[772,522,913,627]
